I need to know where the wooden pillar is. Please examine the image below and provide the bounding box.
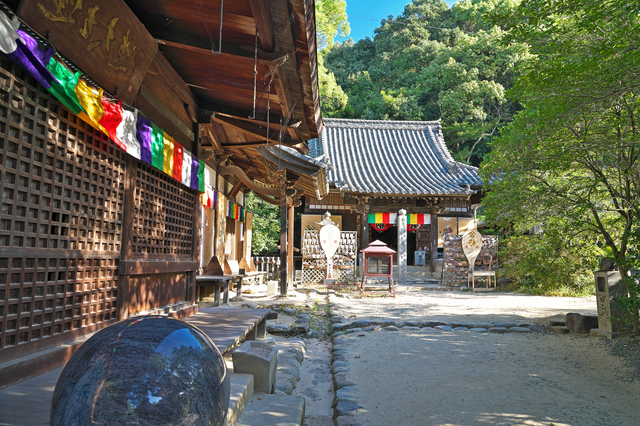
[189,123,202,306]
[430,212,438,273]
[117,156,137,320]
[279,190,288,296]
[287,203,294,287]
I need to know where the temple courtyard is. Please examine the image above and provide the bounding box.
[263,283,640,426]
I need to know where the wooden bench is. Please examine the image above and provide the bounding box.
[238,258,267,287]
[196,257,243,306]
[196,275,232,306]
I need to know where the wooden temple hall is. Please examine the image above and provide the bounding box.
[0,0,327,364]
[306,118,483,272]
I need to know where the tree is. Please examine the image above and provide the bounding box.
[315,0,351,115]
[482,0,640,276]
[245,192,280,255]
[322,0,530,165]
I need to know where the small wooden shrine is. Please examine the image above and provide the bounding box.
[361,240,396,297]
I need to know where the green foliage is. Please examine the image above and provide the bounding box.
[322,0,531,165]
[498,231,602,297]
[315,0,350,116]
[482,0,640,277]
[614,276,640,335]
[315,0,350,49]
[245,192,280,255]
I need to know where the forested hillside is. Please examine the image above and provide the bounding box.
[321,0,531,166]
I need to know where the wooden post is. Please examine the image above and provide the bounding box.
[430,212,438,273]
[280,189,288,296]
[117,156,137,320]
[287,202,294,288]
[190,123,202,306]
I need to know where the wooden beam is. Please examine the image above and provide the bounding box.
[141,85,195,141]
[287,202,294,287]
[431,213,438,274]
[212,114,296,145]
[200,124,225,155]
[269,64,301,140]
[156,36,276,63]
[119,260,200,276]
[249,0,276,52]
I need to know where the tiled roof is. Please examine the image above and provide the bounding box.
[308,119,482,196]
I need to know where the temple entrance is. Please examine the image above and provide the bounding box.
[369,225,418,266]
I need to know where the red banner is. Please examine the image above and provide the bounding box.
[371,223,391,232]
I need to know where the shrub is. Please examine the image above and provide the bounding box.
[499,231,602,296]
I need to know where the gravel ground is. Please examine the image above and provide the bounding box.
[263,285,640,425]
[336,330,640,426]
[326,286,640,426]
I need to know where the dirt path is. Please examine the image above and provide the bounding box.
[326,289,640,426]
[337,329,640,426]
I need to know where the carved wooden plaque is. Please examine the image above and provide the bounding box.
[19,0,157,104]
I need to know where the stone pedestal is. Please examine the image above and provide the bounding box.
[232,341,278,394]
[592,271,627,338]
[397,209,407,284]
[267,280,278,296]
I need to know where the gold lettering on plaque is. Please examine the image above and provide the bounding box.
[104,17,118,53]
[108,29,136,72]
[79,5,99,38]
[37,0,137,73]
[38,0,84,25]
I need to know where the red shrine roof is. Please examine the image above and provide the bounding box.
[361,240,396,254]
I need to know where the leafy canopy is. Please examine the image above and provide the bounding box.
[481,0,640,275]
[322,0,531,165]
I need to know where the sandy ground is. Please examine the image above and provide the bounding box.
[338,330,640,426]
[326,288,640,426]
[332,286,598,325]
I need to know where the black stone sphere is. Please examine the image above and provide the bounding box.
[50,316,230,426]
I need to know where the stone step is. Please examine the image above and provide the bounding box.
[226,373,255,426]
[548,314,567,327]
[235,394,305,426]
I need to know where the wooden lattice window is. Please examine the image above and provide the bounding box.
[0,58,123,349]
[131,163,195,257]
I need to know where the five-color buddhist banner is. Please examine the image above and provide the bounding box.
[0,14,204,191]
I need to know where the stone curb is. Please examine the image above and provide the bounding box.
[330,319,548,336]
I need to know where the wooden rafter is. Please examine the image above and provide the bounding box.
[212,114,296,145]
[248,0,276,52]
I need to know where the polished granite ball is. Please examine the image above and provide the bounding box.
[51,316,229,426]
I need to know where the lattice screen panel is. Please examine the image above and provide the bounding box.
[0,58,123,349]
[131,163,196,257]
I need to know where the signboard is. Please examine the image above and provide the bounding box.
[19,0,158,104]
[461,230,483,270]
[415,250,426,266]
[319,222,340,280]
[438,217,457,247]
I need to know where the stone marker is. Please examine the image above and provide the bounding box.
[565,313,599,333]
[232,341,278,394]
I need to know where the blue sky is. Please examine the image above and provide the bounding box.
[340,0,458,43]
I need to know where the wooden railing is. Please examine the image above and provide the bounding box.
[253,256,281,281]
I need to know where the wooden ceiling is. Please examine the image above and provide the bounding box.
[122,0,323,197]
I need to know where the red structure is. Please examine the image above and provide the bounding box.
[361,240,396,298]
